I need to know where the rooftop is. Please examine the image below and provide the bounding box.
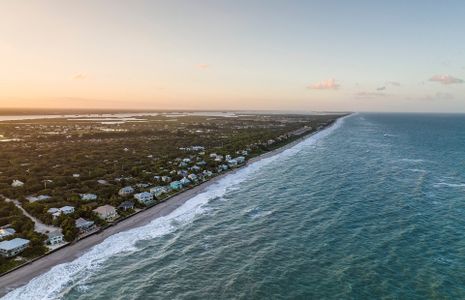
[0,238,30,251]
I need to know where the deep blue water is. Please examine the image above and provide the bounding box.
[6,113,465,299]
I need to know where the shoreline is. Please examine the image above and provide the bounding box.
[0,116,345,296]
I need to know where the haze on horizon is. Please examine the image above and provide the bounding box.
[1,0,465,113]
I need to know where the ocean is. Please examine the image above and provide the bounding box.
[5,113,465,299]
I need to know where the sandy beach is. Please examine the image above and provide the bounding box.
[0,123,334,296]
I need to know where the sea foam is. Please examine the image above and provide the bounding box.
[2,115,348,300]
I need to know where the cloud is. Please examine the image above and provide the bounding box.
[429,74,463,85]
[387,81,401,87]
[196,64,209,70]
[355,92,387,98]
[426,92,455,101]
[376,86,386,91]
[307,79,340,90]
[73,74,87,80]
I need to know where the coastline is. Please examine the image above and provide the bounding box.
[0,115,346,296]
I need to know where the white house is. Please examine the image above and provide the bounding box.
[150,186,165,197]
[0,228,16,240]
[80,193,98,201]
[93,205,119,221]
[227,159,238,167]
[0,238,30,257]
[11,180,24,187]
[187,174,198,182]
[235,156,246,164]
[60,206,75,215]
[47,230,64,245]
[119,186,135,197]
[180,177,191,186]
[134,192,154,205]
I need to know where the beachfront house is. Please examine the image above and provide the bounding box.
[119,186,135,197]
[47,230,64,245]
[93,205,119,221]
[235,156,246,164]
[0,238,30,257]
[170,181,182,191]
[80,193,98,201]
[150,186,165,197]
[180,177,191,186]
[227,159,238,167]
[118,201,134,211]
[134,192,154,206]
[75,218,95,233]
[0,228,16,240]
[187,174,198,182]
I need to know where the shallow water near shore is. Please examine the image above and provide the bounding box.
[5,113,465,299]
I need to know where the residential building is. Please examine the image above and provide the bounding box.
[118,201,134,211]
[134,192,154,205]
[80,193,98,201]
[0,228,16,240]
[180,177,191,186]
[0,238,30,257]
[60,206,75,215]
[47,230,64,245]
[75,218,95,232]
[170,181,183,190]
[93,205,119,221]
[119,186,135,197]
[150,186,165,197]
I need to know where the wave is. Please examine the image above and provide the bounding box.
[2,115,349,300]
[433,182,465,188]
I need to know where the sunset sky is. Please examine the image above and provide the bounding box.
[1,0,465,112]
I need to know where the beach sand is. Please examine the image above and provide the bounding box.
[0,122,335,296]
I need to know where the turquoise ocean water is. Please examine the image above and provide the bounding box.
[5,113,465,299]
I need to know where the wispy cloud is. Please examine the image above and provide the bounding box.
[73,74,87,80]
[307,79,340,90]
[387,81,401,87]
[196,64,209,70]
[429,74,463,85]
[376,86,386,91]
[355,92,387,98]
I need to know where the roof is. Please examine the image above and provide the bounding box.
[61,206,74,210]
[0,238,30,251]
[0,228,15,237]
[47,230,63,238]
[75,217,94,227]
[93,205,116,215]
[118,201,134,208]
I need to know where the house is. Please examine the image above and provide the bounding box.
[0,238,30,257]
[11,180,24,187]
[0,228,16,240]
[80,193,97,201]
[93,205,119,221]
[72,173,80,178]
[161,176,171,183]
[119,186,135,197]
[60,206,75,215]
[47,230,64,245]
[177,170,188,177]
[134,192,154,206]
[170,181,183,190]
[150,186,165,197]
[180,177,191,186]
[227,159,238,167]
[235,156,246,164]
[75,218,95,232]
[118,201,134,211]
[187,174,198,182]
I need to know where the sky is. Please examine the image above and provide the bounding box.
[1,0,465,112]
